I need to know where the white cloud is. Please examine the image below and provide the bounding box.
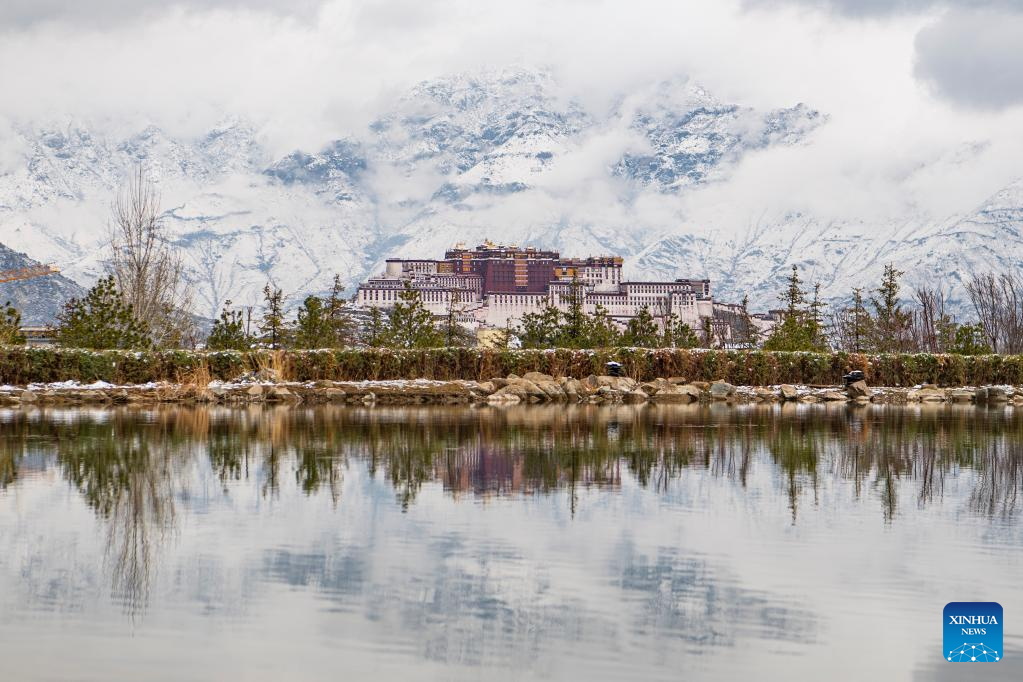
[0,0,1021,236]
[914,7,1023,110]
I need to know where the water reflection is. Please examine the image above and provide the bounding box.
[3,404,1023,521]
[1,404,1022,679]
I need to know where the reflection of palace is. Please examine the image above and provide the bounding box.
[3,404,1023,530]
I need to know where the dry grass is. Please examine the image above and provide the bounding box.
[176,357,212,388]
[253,350,294,383]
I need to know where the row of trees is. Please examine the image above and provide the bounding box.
[763,264,993,354]
[518,281,703,349]
[207,280,475,351]
[3,163,1020,355]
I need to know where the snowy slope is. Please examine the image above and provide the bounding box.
[0,243,84,325]
[0,66,1018,323]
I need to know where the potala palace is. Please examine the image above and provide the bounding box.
[356,242,779,344]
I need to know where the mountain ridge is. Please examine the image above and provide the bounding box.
[0,67,1016,323]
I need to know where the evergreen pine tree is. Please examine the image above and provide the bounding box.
[518,304,563,349]
[0,301,25,345]
[207,300,251,351]
[870,264,912,352]
[763,265,826,351]
[667,318,700,349]
[808,282,829,349]
[56,276,152,349]
[561,276,587,346]
[363,306,389,347]
[325,274,354,346]
[947,323,992,355]
[387,283,440,348]
[850,287,872,352]
[292,295,333,349]
[259,283,287,349]
[623,306,660,347]
[735,295,760,349]
[582,305,622,348]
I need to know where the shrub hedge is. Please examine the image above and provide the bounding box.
[1,346,1022,386]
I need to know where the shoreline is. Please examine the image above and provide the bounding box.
[1,373,1020,408]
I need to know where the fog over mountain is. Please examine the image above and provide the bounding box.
[1,0,1021,321]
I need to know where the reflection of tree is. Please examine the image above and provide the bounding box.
[0,414,33,489]
[766,418,819,524]
[216,404,1023,521]
[4,404,1023,555]
[55,413,185,616]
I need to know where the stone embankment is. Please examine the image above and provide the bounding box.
[1,374,1022,408]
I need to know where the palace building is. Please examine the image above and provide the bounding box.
[355,241,775,342]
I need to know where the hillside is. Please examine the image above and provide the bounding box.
[0,67,1017,321]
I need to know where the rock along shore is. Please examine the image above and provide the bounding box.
[1,374,1021,408]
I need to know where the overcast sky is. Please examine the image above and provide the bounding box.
[1,0,1021,222]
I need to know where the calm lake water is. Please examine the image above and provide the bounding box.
[1,403,1022,681]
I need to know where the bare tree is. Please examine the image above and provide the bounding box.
[911,286,948,353]
[109,164,192,347]
[966,272,1023,354]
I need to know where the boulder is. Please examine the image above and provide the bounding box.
[475,381,496,395]
[323,388,347,402]
[846,380,870,399]
[754,387,776,402]
[820,390,848,402]
[666,377,689,385]
[691,381,711,390]
[779,384,799,401]
[19,389,38,403]
[709,381,735,400]
[988,387,1010,403]
[975,387,989,403]
[595,385,622,403]
[246,384,264,398]
[650,383,701,404]
[799,394,821,403]
[917,387,946,403]
[949,388,974,403]
[622,389,649,404]
[512,379,549,401]
[535,380,567,401]
[640,379,669,395]
[562,378,582,401]
[591,375,638,392]
[487,391,521,404]
[267,386,300,402]
[523,371,555,383]
[492,383,530,401]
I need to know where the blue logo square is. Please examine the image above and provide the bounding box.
[944,602,1003,663]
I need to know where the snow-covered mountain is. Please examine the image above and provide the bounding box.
[0,243,84,325]
[0,67,1018,322]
